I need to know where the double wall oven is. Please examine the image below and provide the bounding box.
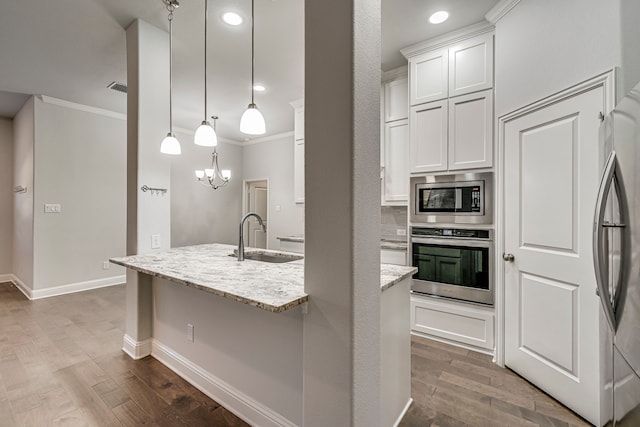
[409,173,494,306]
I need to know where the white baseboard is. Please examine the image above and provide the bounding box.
[393,398,413,427]
[31,275,125,300]
[122,334,152,360]
[5,274,32,299]
[152,340,297,427]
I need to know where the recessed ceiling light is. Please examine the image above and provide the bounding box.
[253,84,266,92]
[222,12,243,26]
[429,11,449,24]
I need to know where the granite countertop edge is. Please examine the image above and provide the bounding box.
[111,243,415,314]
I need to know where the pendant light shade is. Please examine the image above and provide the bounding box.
[194,0,218,147]
[161,132,182,155]
[240,0,265,135]
[194,120,218,146]
[240,103,266,135]
[160,0,181,155]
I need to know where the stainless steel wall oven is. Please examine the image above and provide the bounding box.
[410,226,494,306]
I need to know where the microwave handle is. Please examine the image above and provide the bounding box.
[411,236,491,248]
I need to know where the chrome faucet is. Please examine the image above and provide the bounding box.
[238,212,266,261]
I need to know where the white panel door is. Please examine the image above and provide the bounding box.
[504,85,603,424]
[384,77,408,122]
[382,119,409,204]
[247,182,268,249]
[409,49,448,106]
[294,106,304,141]
[448,33,493,98]
[409,100,448,174]
[448,89,493,170]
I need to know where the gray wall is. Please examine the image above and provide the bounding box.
[0,118,13,275]
[620,0,640,97]
[242,133,304,249]
[171,131,243,247]
[32,98,126,290]
[12,97,34,288]
[495,0,621,117]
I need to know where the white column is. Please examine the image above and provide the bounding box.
[123,19,172,357]
[303,0,382,425]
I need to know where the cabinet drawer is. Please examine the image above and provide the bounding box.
[411,294,494,351]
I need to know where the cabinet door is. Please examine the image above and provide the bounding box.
[294,107,304,141]
[409,100,448,174]
[294,139,305,203]
[382,119,409,204]
[384,77,408,122]
[448,89,493,170]
[409,49,448,106]
[448,33,493,98]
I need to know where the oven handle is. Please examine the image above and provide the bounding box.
[410,236,492,248]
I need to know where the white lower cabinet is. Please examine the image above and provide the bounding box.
[411,293,494,352]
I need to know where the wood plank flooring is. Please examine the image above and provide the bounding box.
[399,335,592,427]
[0,282,248,427]
[0,281,592,426]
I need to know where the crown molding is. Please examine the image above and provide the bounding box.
[382,65,408,83]
[401,21,494,59]
[485,0,521,24]
[38,95,126,120]
[243,131,295,146]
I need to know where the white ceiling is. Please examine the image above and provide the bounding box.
[0,0,499,141]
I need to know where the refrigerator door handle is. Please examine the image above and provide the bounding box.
[593,150,618,331]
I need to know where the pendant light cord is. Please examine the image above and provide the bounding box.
[251,0,255,105]
[203,0,208,120]
[167,3,175,134]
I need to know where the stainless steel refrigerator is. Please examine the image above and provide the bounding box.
[594,82,640,426]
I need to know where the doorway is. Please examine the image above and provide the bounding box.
[243,179,268,249]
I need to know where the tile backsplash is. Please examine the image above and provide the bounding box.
[381,206,407,241]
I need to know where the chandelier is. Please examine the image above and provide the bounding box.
[195,116,231,189]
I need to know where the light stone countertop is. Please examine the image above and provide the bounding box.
[111,243,416,313]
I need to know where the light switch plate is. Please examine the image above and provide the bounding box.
[151,234,161,249]
[396,228,407,236]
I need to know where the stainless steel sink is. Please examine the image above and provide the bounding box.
[229,252,303,263]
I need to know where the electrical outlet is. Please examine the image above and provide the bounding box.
[151,234,161,249]
[187,323,194,342]
[396,228,407,236]
[103,261,110,270]
[44,203,61,213]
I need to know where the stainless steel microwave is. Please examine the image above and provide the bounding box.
[410,172,493,225]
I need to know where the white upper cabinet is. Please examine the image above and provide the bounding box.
[448,90,493,170]
[448,33,494,98]
[409,49,448,106]
[409,100,448,174]
[403,24,495,173]
[384,77,409,122]
[383,119,409,204]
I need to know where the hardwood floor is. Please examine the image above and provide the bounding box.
[0,281,592,426]
[399,335,592,427]
[0,282,248,427]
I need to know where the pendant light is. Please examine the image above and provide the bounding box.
[239,0,266,135]
[160,0,182,155]
[195,116,231,189]
[194,0,218,147]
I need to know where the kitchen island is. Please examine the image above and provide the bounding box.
[111,243,416,427]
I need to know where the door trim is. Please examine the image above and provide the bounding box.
[242,178,270,248]
[494,69,616,366]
